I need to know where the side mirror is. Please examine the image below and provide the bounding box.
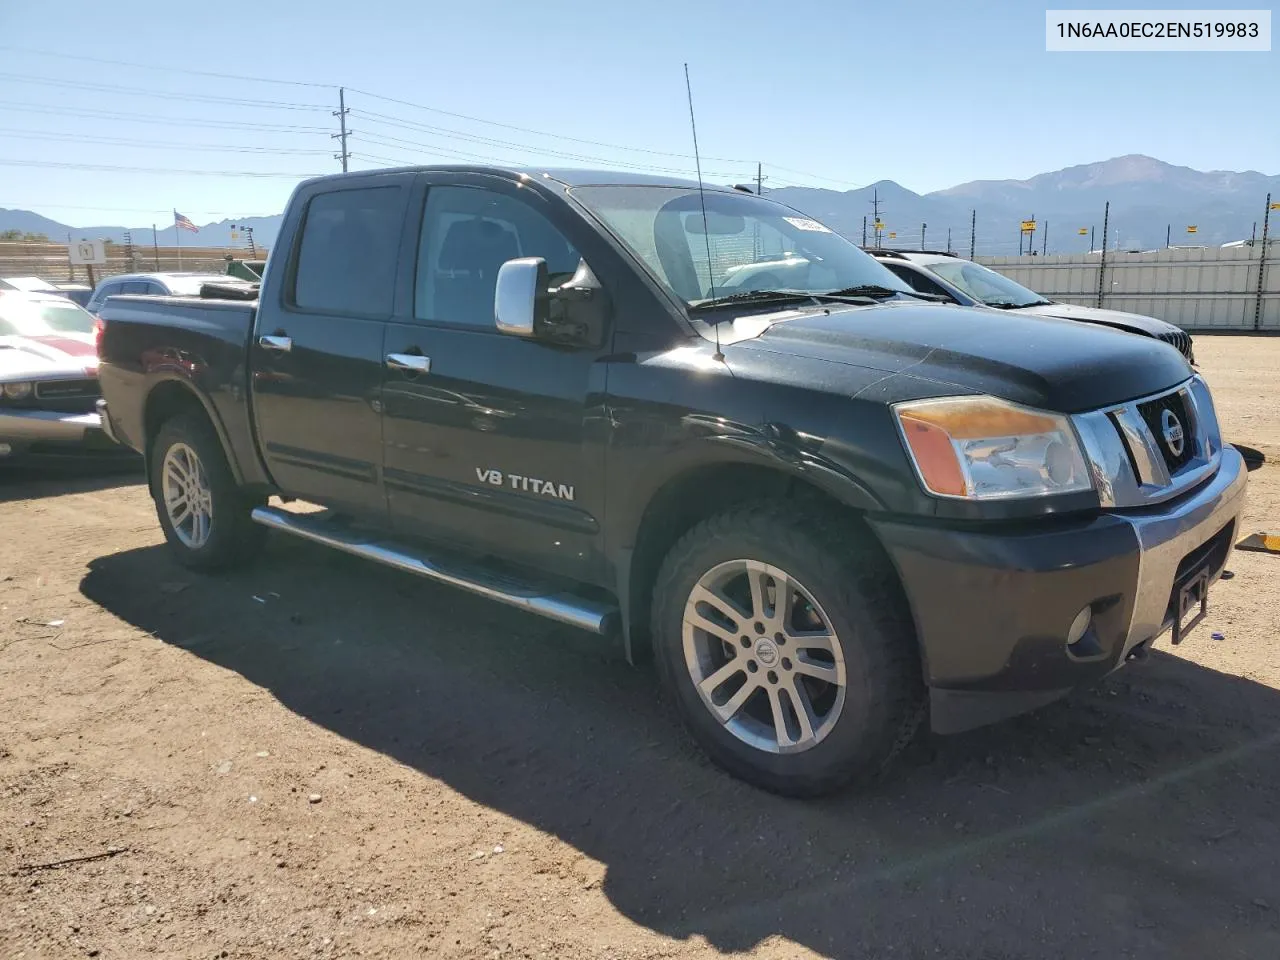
[494,257,548,338]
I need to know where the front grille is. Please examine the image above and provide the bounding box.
[1156,329,1194,361]
[2,378,101,415]
[34,378,99,401]
[1137,390,1196,473]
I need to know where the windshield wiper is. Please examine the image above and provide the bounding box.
[689,290,826,311]
[821,284,923,300]
[986,299,1053,309]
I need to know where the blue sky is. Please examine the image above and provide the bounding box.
[0,0,1274,227]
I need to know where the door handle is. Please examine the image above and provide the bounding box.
[386,352,431,374]
[259,334,292,352]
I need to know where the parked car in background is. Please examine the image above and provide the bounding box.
[866,249,1196,364]
[51,282,94,308]
[1,277,94,308]
[85,272,255,316]
[0,290,128,461]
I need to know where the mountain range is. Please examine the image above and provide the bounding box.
[3,155,1277,256]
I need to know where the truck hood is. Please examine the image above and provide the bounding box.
[0,333,98,379]
[1013,300,1179,337]
[726,301,1190,413]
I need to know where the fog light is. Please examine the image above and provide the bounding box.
[1067,606,1092,645]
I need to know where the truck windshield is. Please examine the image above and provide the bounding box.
[926,260,1050,308]
[0,297,96,336]
[570,185,914,308]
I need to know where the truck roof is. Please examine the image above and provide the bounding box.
[301,165,712,192]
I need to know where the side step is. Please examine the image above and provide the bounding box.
[250,505,618,635]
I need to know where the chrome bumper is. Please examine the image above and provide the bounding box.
[0,408,103,446]
[1118,444,1247,656]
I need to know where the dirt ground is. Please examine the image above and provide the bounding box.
[2,335,1279,960]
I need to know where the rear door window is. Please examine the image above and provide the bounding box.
[292,186,404,316]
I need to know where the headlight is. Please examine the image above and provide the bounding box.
[2,381,33,400]
[894,395,1092,500]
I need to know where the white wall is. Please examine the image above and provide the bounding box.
[977,243,1279,331]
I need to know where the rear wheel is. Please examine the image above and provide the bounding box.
[651,501,923,796]
[150,415,265,571]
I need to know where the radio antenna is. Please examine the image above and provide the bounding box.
[684,63,723,361]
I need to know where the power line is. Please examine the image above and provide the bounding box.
[0,100,332,133]
[0,201,278,216]
[345,87,744,163]
[0,45,337,89]
[0,129,332,155]
[351,128,742,179]
[0,72,331,111]
[0,159,321,178]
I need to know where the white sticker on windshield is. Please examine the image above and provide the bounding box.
[782,216,832,233]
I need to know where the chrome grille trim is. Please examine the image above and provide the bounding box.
[1072,375,1222,509]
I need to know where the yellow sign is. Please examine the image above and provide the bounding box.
[1077,227,1089,235]
[1271,202,1280,210]
[1186,225,1198,233]
[873,220,884,230]
[888,232,897,239]
[1021,220,1037,233]
[230,230,240,240]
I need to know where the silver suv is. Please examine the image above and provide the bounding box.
[867,249,1195,364]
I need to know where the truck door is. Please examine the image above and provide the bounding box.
[251,175,413,517]
[381,176,610,583]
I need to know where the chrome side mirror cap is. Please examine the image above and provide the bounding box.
[494,257,548,338]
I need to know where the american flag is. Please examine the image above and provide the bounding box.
[173,211,199,233]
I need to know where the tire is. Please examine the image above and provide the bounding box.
[149,414,266,572]
[651,500,924,797]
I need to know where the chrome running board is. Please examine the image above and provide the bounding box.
[250,505,618,636]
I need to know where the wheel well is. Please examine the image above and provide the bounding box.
[142,382,215,483]
[625,463,869,660]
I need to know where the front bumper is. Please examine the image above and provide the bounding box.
[870,446,1248,734]
[0,407,123,457]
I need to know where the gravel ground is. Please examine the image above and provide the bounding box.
[2,334,1279,960]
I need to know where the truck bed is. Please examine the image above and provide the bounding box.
[96,295,262,481]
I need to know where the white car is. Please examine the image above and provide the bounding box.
[0,291,128,461]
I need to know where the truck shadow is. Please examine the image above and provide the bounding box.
[80,538,1280,958]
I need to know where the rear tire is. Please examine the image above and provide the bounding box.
[150,414,266,571]
[651,500,923,797]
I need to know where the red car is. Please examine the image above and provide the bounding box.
[0,290,129,461]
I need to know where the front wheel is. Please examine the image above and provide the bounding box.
[651,501,923,797]
[150,414,265,571]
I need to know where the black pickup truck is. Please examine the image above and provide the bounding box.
[95,166,1247,796]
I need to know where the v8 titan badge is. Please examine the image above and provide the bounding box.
[476,467,575,501]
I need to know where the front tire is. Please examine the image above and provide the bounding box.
[651,501,923,797]
[150,414,266,571]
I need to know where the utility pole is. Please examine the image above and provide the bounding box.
[1042,221,1048,256]
[947,227,952,253]
[755,162,767,196]
[333,87,351,172]
[152,224,160,269]
[1166,224,1171,248]
[1090,226,1095,252]
[862,215,867,247]
[1252,221,1257,244]
[920,222,927,250]
[870,189,882,248]
[1097,201,1110,307]
[1255,193,1271,331]
[969,209,976,259]
[66,231,74,282]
